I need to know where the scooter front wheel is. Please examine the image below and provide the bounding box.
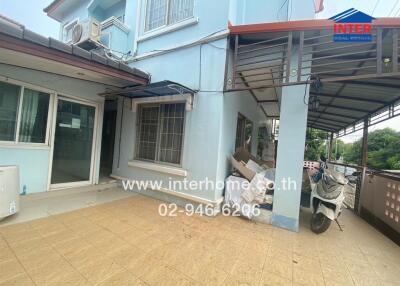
[310,212,331,234]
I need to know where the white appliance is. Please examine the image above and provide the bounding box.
[72,18,101,45]
[0,166,20,220]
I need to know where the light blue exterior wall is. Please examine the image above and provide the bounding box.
[113,39,227,201]
[0,65,106,194]
[60,0,91,25]
[47,0,305,202]
[0,149,50,194]
[102,25,130,54]
[104,1,126,20]
[40,0,316,211]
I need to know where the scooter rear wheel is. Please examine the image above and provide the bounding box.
[311,212,331,234]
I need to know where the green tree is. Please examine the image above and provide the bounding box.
[330,139,346,161]
[342,128,400,170]
[304,128,328,161]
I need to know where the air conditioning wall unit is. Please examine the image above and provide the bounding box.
[0,165,20,220]
[72,18,101,48]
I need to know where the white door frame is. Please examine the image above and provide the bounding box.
[48,95,100,190]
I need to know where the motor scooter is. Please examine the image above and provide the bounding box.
[302,156,347,234]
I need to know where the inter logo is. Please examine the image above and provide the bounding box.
[329,8,375,42]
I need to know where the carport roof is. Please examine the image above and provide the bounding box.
[0,18,149,88]
[228,18,400,136]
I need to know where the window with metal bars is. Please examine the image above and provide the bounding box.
[135,103,185,165]
[144,0,194,32]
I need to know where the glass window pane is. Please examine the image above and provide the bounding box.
[136,106,159,161]
[145,0,168,31]
[0,82,20,141]
[159,103,185,164]
[168,0,194,25]
[19,89,50,143]
[51,100,95,184]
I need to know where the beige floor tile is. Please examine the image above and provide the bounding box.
[293,267,324,286]
[292,255,321,272]
[97,270,147,286]
[260,272,293,286]
[0,259,25,283]
[9,237,48,257]
[42,229,80,246]
[20,251,66,272]
[223,274,255,286]
[53,236,92,257]
[78,256,124,285]
[0,247,16,263]
[1,193,399,286]
[63,245,106,269]
[2,228,41,243]
[0,273,35,286]
[264,259,293,280]
[229,259,263,286]
[27,260,77,286]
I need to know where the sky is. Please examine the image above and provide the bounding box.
[0,0,59,38]
[0,0,399,143]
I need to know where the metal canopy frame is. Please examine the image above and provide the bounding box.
[227,19,400,137]
[99,80,196,98]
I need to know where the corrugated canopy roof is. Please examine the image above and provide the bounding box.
[228,19,400,135]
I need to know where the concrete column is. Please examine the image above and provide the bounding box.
[271,44,310,232]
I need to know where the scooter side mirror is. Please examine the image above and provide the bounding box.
[320,155,327,163]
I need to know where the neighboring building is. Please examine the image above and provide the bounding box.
[0,0,317,231]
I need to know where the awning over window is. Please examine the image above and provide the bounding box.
[100,80,196,98]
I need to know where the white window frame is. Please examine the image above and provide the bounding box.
[62,18,79,43]
[0,77,54,149]
[140,0,197,40]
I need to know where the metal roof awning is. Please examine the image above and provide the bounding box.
[100,80,196,98]
[227,18,400,136]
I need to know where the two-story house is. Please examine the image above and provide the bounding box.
[0,0,317,231]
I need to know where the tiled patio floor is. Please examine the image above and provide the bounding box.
[1,194,400,286]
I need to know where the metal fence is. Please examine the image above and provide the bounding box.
[360,169,400,245]
[329,162,400,245]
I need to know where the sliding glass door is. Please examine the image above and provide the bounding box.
[51,98,97,187]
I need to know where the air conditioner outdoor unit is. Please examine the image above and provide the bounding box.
[72,18,101,47]
[0,166,20,220]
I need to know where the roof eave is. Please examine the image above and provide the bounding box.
[229,18,400,35]
[43,0,68,22]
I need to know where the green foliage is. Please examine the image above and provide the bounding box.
[341,128,400,170]
[304,129,328,161]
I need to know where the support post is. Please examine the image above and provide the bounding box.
[377,28,382,75]
[271,41,310,232]
[355,118,369,214]
[232,35,239,88]
[361,118,369,167]
[328,133,334,161]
